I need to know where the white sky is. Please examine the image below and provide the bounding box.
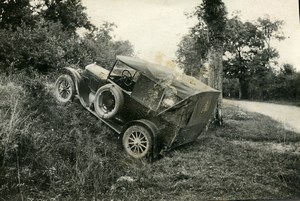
[81,0,300,71]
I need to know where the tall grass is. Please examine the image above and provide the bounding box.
[0,81,28,200]
[0,73,130,200]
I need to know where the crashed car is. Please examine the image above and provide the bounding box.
[54,56,220,159]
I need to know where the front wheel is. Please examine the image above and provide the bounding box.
[122,125,152,159]
[54,74,75,103]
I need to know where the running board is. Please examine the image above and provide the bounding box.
[75,95,122,134]
[86,107,122,134]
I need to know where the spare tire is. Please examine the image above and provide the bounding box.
[94,84,124,119]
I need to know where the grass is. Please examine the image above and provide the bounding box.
[0,73,300,200]
[215,104,300,143]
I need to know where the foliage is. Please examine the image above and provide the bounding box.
[0,20,77,73]
[79,22,134,68]
[223,16,264,99]
[0,0,134,73]
[225,63,300,101]
[0,20,134,73]
[176,11,300,102]
[198,0,227,47]
[176,35,203,76]
[40,0,94,34]
[222,15,285,99]
[0,0,37,30]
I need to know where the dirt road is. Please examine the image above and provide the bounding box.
[225,99,300,133]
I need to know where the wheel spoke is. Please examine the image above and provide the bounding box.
[139,143,147,149]
[138,145,144,153]
[138,146,143,153]
[59,90,66,97]
[139,135,145,140]
[131,133,136,140]
[133,146,138,153]
[133,131,137,139]
[137,132,142,139]
[63,80,68,86]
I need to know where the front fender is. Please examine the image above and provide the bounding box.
[63,67,82,92]
[63,67,90,107]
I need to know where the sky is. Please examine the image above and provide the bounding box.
[81,0,300,71]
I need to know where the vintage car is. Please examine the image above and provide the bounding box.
[54,56,220,159]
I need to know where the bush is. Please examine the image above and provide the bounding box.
[0,20,134,74]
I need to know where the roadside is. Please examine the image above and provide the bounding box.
[1,75,300,200]
[224,99,300,134]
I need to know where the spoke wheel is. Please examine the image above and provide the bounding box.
[123,125,152,159]
[54,75,75,103]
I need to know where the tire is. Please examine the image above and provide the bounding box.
[122,124,153,159]
[54,74,75,103]
[94,84,124,119]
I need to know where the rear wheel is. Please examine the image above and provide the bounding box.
[122,125,152,159]
[54,74,75,103]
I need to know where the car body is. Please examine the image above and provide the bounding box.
[54,56,220,159]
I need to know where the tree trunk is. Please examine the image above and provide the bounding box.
[238,78,249,99]
[238,84,242,99]
[208,46,223,125]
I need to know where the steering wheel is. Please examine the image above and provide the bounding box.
[121,69,133,86]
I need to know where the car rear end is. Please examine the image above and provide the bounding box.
[158,91,220,148]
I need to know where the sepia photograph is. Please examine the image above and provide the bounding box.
[0,0,299,200]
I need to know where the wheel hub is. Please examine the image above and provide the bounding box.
[134,139,141,145]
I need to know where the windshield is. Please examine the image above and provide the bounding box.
[110,61,136,77]
[108,60,139,91]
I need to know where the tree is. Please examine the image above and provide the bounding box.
[223,15,285,99]
[176,35,204,76]
[280,63,295,75]
[0,20,134,73]
[79,22,134,68]
[257,16,284,70]
[41,0,94,34]
[223,16,265,99]
[0,0,36,29]
[275,63,299,100]
[195,0,227,125]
